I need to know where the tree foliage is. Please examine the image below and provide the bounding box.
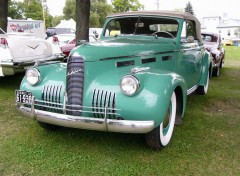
[8,0,53,28]
[184,1,194,15]
[111,0,144,13]
[8,0,24,19]
[63,0,76,20]
[63,0,112,27]
[91,0,112,27]
[51,15,64,27]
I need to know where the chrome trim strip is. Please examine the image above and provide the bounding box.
[187,85,198,95]
[99,51,174,61]
[130,67,150,74]
[16,105,155,133]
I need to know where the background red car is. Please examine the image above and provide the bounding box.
[202,32,225,77]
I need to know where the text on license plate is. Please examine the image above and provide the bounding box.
[16,90,33,104]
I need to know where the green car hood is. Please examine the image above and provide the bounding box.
[71,37,176,62]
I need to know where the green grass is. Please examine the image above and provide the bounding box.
[0,46,240,175]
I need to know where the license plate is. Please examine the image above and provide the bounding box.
[16,90,33,104]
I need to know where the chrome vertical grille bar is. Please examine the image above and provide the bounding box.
[92,89,117,119]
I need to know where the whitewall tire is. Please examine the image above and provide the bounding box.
[145,92,177,149]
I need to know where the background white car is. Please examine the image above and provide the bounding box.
[0,28,64,76]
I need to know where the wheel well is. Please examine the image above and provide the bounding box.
[174,86,183,118]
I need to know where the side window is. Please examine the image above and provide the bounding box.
[186,20,196,39]
[181,20,197,42]
[104,20,121,37]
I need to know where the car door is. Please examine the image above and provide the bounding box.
[176,20,204,94]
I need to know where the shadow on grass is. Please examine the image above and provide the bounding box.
[0,73,24,89]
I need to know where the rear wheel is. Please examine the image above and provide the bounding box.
[37,121,60,131]
[212,66,219,77]
[145,92,177,150]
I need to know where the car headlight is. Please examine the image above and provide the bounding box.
[26,68,40,86]
[120,75,140,96]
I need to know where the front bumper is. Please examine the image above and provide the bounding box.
[16,104,155,134]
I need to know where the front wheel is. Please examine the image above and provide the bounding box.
[145,92,177,150]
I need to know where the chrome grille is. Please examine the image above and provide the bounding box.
[40,85,63,112]
[92,89,116,119]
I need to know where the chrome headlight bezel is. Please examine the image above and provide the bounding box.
[120,75,140,96]
[25,68,41,86]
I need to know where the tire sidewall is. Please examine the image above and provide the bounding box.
[204,71,209,94]
[159,92,177,146]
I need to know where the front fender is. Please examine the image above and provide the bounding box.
[85,69,187,127]
[20,63,67,102]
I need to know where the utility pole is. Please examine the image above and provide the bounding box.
[156,0,160,10]
[41,0,46,30]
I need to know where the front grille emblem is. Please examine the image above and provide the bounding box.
[67,69,82,76]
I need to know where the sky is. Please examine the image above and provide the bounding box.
[45,0,240,19]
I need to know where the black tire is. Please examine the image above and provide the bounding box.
[220,58,224,68]
[145,92,177,150]
[196,71,209,95]
[212,66,219,77]
[37,121,60,131]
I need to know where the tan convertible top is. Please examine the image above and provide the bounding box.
[108,10,202,41]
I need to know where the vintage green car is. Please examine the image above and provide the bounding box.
[16,11,212,150]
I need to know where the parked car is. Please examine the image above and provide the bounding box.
[0,28,64,77]
[45,27,75,39]
[222,37,233,46]
[201,32,225,76]
[16,11,212,150]
[47,33,76,47]
[47,34,97,61]
[60,34,98,58]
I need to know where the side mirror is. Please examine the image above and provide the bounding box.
[187,36,194,43]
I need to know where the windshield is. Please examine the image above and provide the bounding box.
[201,34,218,43]
[103,16,178,38]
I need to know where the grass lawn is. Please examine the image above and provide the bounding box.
[0,46,240,176]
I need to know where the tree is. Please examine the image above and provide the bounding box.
[184,1,194,15]
[112,0,144,13]
[75,0,90,43]
[0,0,8,32]
[63,0,112,27]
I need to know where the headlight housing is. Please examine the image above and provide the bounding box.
[26,68,40,86]
[120,75,140,96]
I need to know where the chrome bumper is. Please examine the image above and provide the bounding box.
[16,104,155,134]
[0,54,65,68]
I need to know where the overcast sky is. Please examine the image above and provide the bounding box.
[45,0,240,19]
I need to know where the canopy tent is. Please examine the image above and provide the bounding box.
[55,18,76,30]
